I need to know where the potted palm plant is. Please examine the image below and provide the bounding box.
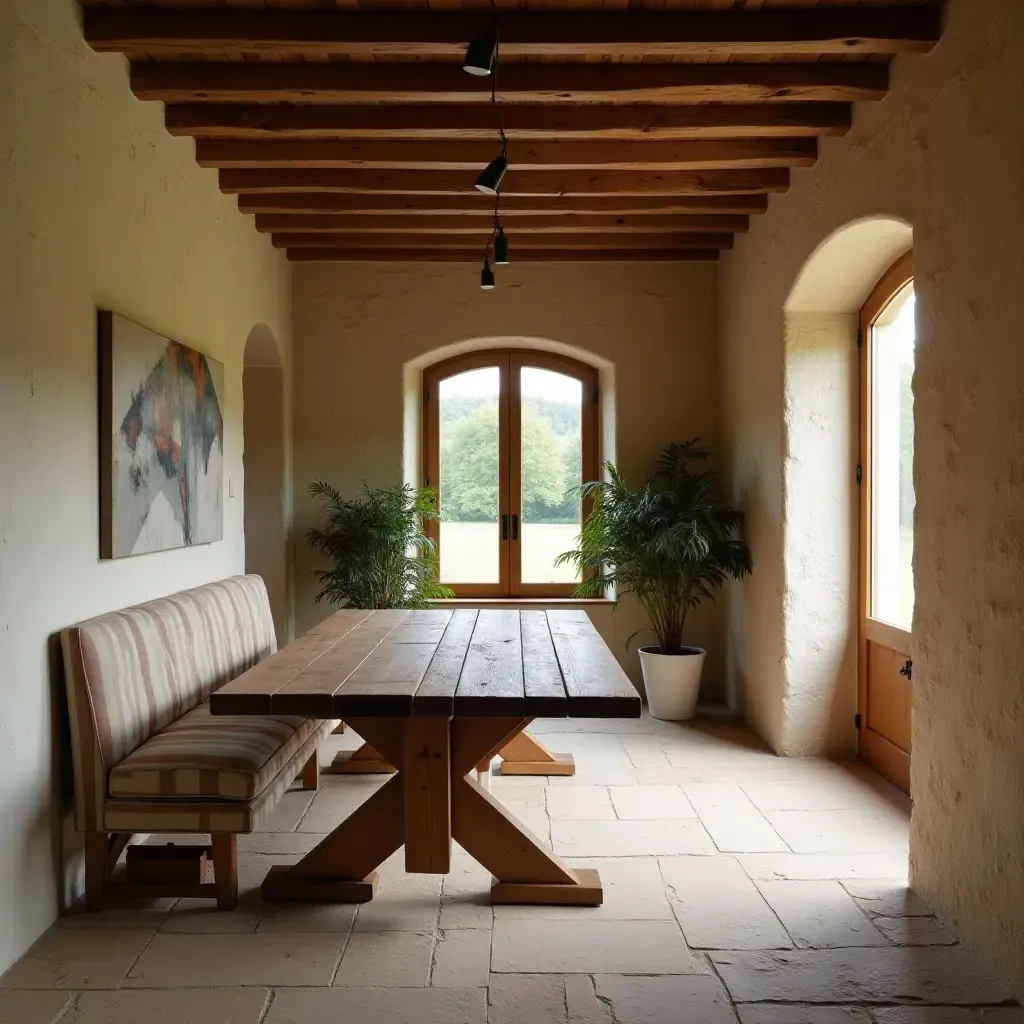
[557,441,752,720]
[307,480,453,608]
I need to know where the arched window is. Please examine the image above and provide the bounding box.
[859,252,915,791]
[423,350,599,598]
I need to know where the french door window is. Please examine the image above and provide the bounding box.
[423,351,599,597]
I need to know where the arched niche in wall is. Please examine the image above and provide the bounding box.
[780,217,913,756]
[243,323,289,644]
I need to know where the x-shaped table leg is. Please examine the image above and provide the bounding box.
[262,716,601,906]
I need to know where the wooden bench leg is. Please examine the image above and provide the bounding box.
[84,831,109,912]
[300,751,320,791]
[211,833,238,910]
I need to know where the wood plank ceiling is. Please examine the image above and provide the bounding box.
[81,1,941,263]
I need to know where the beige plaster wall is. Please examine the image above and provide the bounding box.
[719,0,1024,994]
[243,366,289,644]
[0,0,291,974]
[291,260,722,696]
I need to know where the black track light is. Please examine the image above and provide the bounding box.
[463,23,498,76]
[494,227,510,265]
[475,153,508,196]
[480,257,496,290]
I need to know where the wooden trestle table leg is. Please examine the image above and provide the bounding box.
[494,720,575,777]
[261,716,601,907]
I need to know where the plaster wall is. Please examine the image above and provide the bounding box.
[291,261,722,696]
[243,366,290,644]
[782,311,860,756]
[0,0,291,974]
[718,0,1024,994]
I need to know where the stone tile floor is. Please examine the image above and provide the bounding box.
[2,715,1021,1023]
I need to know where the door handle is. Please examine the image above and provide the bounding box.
[899,659,913,680]
[512,514,519,541]
[502,514,508,541]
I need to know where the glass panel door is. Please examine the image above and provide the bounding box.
[858,253,915,795]
[437,364,504,587]
[518,366,584,586]
[424,350,597,598]
[870,284,916,630]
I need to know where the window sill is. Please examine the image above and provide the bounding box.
[430,597,615,608]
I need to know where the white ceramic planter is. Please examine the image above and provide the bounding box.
[638,645,707,721]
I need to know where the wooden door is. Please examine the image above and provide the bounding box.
[423,350,598,599]
[858,253,915,794]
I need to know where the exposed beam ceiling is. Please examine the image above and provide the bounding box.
[84,8,940,60]
[217,167,792,196]
[166,103,853,142]
[195,138,818,171]
[130,62,890,104]
[79,1,940,262]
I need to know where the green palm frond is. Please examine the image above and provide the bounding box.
[307,480,453,609]
[556,440,752,655]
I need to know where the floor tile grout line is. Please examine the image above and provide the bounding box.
[327,904,358,987]
[114,921,162,989]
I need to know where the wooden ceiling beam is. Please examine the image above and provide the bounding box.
[251,213,750,234]
[196,138,817,171]
[131,62,888,105]
[220,167,789,196]
[86,8,940,59]
[237,193,770,215]
[286,248,722,263]
[167,102,852,142]
[271,231,735,250]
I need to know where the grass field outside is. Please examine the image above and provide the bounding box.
[439,522,581,585]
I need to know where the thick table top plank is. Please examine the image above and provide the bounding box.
[211,608,374,715]
[413,608,479,716]
[455,608,525,717]
[210,607,640,719]
[521,610,569,718]
[548,610,641,718]
[271,609,409,717]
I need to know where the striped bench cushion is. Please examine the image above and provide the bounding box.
[108,702,319,801]
[67,575,277,771]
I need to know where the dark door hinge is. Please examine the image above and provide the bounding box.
[593,386,599,404]
[856,464,863,486]
[424,476,431,487]
[855,713,862,729]
[424,389,430,403]
[857,327,864,349]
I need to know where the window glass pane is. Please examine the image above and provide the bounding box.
[438,367,500,584]
[519,367,583,585]
[871,285,916,630]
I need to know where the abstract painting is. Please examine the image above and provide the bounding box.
[99,311,224,558]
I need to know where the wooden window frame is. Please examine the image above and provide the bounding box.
[858,250,914,788]
[423,349,600,599]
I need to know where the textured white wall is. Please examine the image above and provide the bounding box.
[0,0,291,974]
[291,261,723,697]
[243,366,289,644]
[719,0,1024,995]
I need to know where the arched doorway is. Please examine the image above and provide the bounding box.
[779,216,914,757]
[243,324,288,644]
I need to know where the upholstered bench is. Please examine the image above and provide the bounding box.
[60,575,338,911]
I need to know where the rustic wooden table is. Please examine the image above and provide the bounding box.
[210,608,640,906]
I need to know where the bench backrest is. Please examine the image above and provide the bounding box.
[61,575,276,830]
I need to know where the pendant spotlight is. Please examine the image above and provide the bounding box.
[474,152,508,196]
[463,22,498,77]
[480,256,496,291]
[494,226,510,266]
